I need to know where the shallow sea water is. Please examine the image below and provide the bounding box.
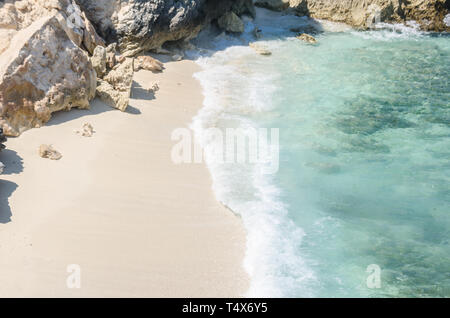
[191,9,450,297]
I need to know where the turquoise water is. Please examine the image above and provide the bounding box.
[192,9,450,297]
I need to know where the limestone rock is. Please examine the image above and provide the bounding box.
[104,58,134,95]
[95,52,134,112]
[81,11,105,55]
[39,144,62,160]
[256,0,449,31]
[75,0,256,56]
[303,0,405,29]
[75,122,94,137]
[0,15,96,136]
[91,46,107,77]
[105,43,118,69]
[96,79,129,112]
[149,82,160,94]
[296,33,317,44]
[134,56,164,73]
[218,12,245,33]
[402,0,450,32]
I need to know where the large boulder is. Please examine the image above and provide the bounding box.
[0,0,108,136]
[75,0,256,56]
[218,11,245,33]
[0,0,105,54]
[255,0,449,31]
[0,15,96,136]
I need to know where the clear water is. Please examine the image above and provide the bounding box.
[191,9,450,297]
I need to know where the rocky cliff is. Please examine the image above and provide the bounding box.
[255,0,450,31]
[0,0,254,136]
[0,0,100,136]
[75,0,255,56]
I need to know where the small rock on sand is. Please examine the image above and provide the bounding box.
[75,123,95,137]
[149,82,160,93]
[39,145,62,160]
[134,55,164,72]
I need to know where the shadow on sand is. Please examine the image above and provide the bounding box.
[0,150,23,223]
[0,179,17,223]
[1,149,24,175]
[46,100,114,126]
[131,81,156,101]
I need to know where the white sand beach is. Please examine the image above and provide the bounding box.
[0,60,248,297]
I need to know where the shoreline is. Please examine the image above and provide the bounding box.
[0,59,249,297]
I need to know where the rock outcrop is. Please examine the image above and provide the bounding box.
[402,0,450,31]
[134,56,164,73]
[75,0,256,56]
[0,127,6,152]
[92,45,134,112]
[0,15,97,136]
[0,0,105,54]
[254,0,450,31]
[218,11,245,33]
[0,0,256,136]
[0,0,105,136]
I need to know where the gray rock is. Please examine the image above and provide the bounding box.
[75,0,255,56]
[218,11,245,33]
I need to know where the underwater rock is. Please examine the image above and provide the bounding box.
[249,43,272,55]
[305,162,341,174]
[148,82,160,94]
[296,33,317,44]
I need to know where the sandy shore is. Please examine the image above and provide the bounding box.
[0,59,248,297]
